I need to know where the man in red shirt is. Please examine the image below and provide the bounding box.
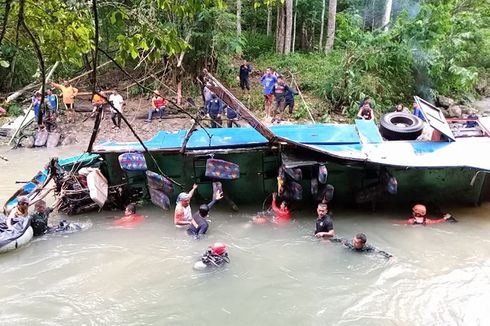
[253,192,291,224]
[146,90,167,122]
[404,204,455,225]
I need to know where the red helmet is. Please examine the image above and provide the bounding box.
[211,242,227,255]
[412,204,427,216]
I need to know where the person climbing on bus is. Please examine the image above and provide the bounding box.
[174,184,198,227]
[356,102,374,120]
[332,233,392,259]
[404,204,457,225]
[187,190,223,239]
[193,242,230,270]
[315,203,335,239]
[113,203,144,227]
[412,101,426,121]
[253,192,291,224]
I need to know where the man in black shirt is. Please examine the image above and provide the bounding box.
[332,233,392,259]
[315,203,335,238]
[239,60,252,91]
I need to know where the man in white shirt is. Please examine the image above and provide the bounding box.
[109,89,124,129]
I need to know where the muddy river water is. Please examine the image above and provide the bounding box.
[0,146,489,326]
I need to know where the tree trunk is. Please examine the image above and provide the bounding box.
[275,5,285,53]
[301,21,308,50]
[324,0,337,53]
[292,0,298,53]
[0,0,12,46]
[284,0,293,54]
[382,0,393,31]
[267,6,272,36]
[237,0,242,37]
[319,0,326,49]
[371,0,375,31]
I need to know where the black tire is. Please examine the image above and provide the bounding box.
[379,112,424,140]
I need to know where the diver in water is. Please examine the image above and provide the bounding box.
[405,204,457,225]
[332,233,392,259]
[194,242,230,270]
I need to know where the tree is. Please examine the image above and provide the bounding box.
[382,0,393,32]
[237,0,242,36]
[284,0,293,53]
[319,0,326,48]
[324,0,337,53]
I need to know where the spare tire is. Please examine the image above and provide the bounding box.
[379,112,424,140]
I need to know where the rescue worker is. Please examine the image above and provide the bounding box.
[206,94,224,128]
[174,184,198,227]
[315,203,335,238]
[113,203,144,227]
[6,196,30,229]
[253,192,291,224]
[30,200,54,236]
[332,233,392,259]
[405,204,456,225]
[194,242,230,270]
[187,190,223,239]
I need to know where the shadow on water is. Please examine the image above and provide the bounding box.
[1,146,490,325]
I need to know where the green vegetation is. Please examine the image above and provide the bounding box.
[0,0,489,121]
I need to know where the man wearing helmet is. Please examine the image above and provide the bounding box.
[194,242,230,270]
[406,204,455,225]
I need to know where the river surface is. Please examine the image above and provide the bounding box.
[0,146,489,326]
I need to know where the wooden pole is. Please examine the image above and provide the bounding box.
[288,72,315,123]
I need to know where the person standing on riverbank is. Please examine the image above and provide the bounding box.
[45,89,58,116]
[206,94,224,128]
[260,67,277,118]
[315,203,335,239]
[50,80,78,123]
[271,76,293,123]
[239,60,252,92]
[109,89,124,129]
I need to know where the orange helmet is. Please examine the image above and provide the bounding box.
[211,242,227,255]
[412,204,427,216]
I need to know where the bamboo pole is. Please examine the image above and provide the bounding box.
[289,72,315,123]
